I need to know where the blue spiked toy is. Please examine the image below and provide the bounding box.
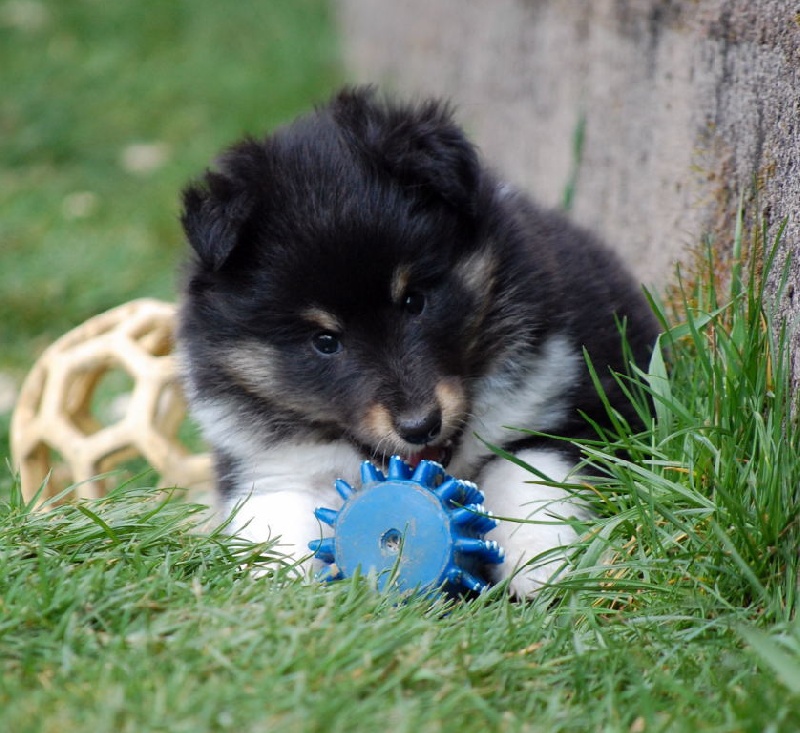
[309,456,505,596]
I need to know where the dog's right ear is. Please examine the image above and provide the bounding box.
[180,170,255,272]
[331,87,481,216]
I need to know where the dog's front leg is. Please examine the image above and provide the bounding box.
[219,440,362,574]
[479,448,593,599]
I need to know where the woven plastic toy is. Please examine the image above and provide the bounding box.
[10,299,212,503]
[309,456,504,596]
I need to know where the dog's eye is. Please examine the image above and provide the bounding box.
[402,291,426,315]
[312,332,342,355]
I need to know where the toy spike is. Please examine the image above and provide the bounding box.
[454,537,490,555]
[446,567,489,594]
[335,478,355,501]
[460,481,484,506]
[317,564,344,582]
[411,459,445,488]
[450,505,498,534]
[307,537,336,564]
[434,478,467,505]
[360,461,385,485]
[387,455,412,480]
[314,507,339,527]
[453,538,504,564]
[487,541,505,564]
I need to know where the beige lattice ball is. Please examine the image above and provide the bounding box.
[10,299,212,504]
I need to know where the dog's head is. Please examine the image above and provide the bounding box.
[180,88,502,466]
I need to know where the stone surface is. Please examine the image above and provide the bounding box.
[337,0,800,385]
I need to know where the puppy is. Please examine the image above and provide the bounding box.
[177,87,659,598]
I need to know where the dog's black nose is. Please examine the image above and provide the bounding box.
[395,408,443,445]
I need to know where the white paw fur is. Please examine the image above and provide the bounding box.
[219,439,362,575]
[481,448,592,598]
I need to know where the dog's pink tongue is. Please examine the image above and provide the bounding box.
[405,446,443,469]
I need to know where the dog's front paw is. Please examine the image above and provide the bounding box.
[489,520,579,599]
[224,490,332,575]
[478,448,592,599]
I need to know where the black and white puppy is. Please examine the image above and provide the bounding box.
[178,87,659,597]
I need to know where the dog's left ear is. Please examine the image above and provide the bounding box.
[333,88,481,216]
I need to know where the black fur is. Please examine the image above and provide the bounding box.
[177,87,660,592]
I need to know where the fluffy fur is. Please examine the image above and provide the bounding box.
[178,87,660,598]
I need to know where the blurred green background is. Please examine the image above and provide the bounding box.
[0,0,342,478]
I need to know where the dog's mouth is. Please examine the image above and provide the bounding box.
[404,441,454,470]
[358,437,456,471]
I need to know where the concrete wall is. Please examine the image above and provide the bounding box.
[336,0,799,326]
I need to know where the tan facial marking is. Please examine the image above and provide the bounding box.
[301,307,343,333]
[390,264,413,305]
[456,248,496,294]
[222,342,281,394]
[455,248,498,355]
[363,403,395,443]
[435,377,467,429]
[223,341,341,422]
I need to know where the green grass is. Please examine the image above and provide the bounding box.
[2,214,799,731]
[0,0,341,373]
